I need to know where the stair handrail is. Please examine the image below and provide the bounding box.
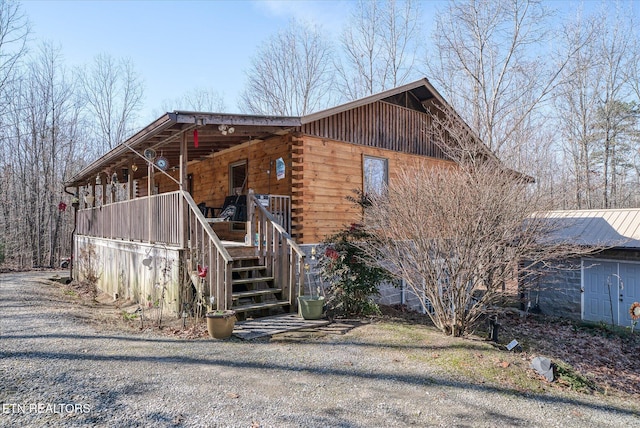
[249,193,305,259]
[181,190,233,261]
[181,190,234,310]
[248,191,305,303]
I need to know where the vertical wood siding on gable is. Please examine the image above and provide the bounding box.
[301,101,446,159]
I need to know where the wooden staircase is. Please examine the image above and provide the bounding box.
[226,245,291,319]
[183,191,305,321]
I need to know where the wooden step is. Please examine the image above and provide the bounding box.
[232,300,290,313]
[225,245,258,259]
[232,287,282,300]
[233,276,274,285]
[232,265,266,273]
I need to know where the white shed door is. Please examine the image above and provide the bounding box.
[582,259,640,326]
[618,262,640,327]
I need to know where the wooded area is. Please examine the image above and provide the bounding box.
[2,0,640,268]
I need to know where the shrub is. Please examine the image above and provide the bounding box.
[318,223,392,317]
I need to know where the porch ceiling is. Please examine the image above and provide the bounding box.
[66,111,301,188]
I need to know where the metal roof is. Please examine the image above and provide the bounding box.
[65,112,301,187]
[539,209,640,249]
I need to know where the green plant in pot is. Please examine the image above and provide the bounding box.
[298,264,325,320]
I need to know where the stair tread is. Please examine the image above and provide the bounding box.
[233,300,290,312]
[233,276,274,285]
[232,265,267,273]
[232,288,282,299]
[231,255,260,261]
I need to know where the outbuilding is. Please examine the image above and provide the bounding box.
[528,209,640,328]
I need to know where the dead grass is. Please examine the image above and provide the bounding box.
[372,305,639,399]
[53,278,640,402]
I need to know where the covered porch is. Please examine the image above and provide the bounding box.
[66,112,306,319]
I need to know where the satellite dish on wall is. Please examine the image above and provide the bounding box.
[144,148,157,161]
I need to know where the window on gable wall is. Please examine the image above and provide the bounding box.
[363,155,388,196]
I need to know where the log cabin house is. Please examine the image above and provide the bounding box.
[65,78,464,319]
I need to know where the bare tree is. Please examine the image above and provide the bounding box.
[0,0,29,116]
[240,19,335,116]
[361,108,594,336]
[555,3,639,209]
[426,0,578,166]
[0,0,30,266]
[336,0,422,100]
[553,8,600,209]
[591,7,637,209]
[80,53,144,154]
[154,87,227,117]
[0,42,84,267]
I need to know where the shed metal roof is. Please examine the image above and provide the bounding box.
[539,209,640,249]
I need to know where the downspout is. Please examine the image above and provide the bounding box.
[64,186,78,280]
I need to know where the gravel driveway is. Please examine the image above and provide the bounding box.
[1,271,638,427]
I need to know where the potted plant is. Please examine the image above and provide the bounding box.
[205,309,237,339]
[298,263,325,320]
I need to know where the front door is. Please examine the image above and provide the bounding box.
[229,160,247,196]
[229,160,247,231]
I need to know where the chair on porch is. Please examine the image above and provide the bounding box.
[197,202,217,218]
[206,195,247,223]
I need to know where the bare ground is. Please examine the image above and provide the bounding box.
[2,270,639,427]
[60,274,640,400]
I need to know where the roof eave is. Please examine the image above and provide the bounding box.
[301,78,434,124]
[65,113,175,187]
[172,111,301,127]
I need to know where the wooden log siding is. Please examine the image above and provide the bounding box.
[76,191,184,246]
[302,101,445,158]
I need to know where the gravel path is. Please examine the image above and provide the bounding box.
[1,271,638,427]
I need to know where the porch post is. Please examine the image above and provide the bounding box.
[89,179,95,208]
[148,160,154,243]
[127,161,134,200]
[179,132,188,248]
[100,173,107,206]
[247,189,255,246]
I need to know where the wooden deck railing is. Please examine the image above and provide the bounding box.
[76,190,234,311]
[265,194,291,235]
[76,190,300,312]
[248,191,306,304]
[182,191,234,311]
[76,191,184,245]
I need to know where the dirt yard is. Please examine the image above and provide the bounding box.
[1,270,638,427]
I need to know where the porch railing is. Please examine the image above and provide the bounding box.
[182,191,234,311]
[76,190,302,312]
[265,194,291,235]
[76,190,234,311]
[76,191,184,245]
[248,190,306,303]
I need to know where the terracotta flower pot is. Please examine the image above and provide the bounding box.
[205,310,237,339]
